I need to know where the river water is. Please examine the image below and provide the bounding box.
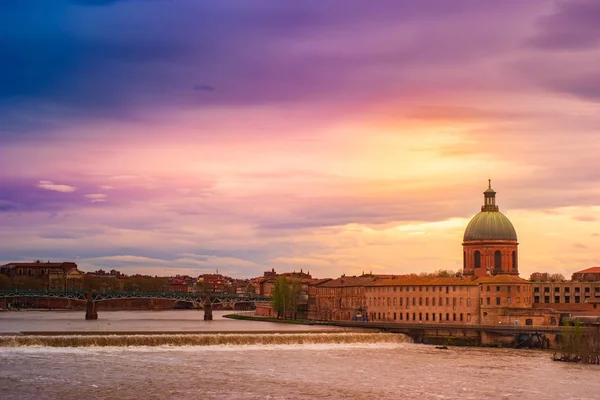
[1,311,599,400]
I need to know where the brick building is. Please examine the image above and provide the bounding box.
[0,261,84,291]
[571,267,600,282]
[365,274,554,326]
[313,276,376,321]
[197,274,228,294]
[532,281,600,313]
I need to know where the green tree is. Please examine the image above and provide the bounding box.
[271,276,302,319]
[272,276,289,318]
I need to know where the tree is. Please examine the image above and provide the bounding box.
[419,269,459,278]
[12,276,44,290]
[271,276,302,319]
[271,276,289,318]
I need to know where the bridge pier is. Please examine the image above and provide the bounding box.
[85,290,98,320]
[203,295,213,321]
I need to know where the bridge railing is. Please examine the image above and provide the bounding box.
[0,289,270,301]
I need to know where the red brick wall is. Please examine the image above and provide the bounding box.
[463,240,518,277]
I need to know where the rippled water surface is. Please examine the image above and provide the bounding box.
[0,310,338,333]
[1,311,599,400]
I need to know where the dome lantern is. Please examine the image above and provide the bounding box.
[482,179,499,212]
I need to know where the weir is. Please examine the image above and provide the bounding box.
[0,332,411,348]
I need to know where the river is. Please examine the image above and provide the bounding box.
[1,310,599,400]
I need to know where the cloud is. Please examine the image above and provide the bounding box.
[0,0,543,136]
[193,84,216,92]
[528,0,600,51]
[80,254,260,277]
[544,71,600,101]
[573,215,597,222]
[84,193,107,202]
[176,253,259,269]
[37,180,76,193]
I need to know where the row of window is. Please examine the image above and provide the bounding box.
[484,285,527,293]
[367,286,470,293]
[534,286,600,293]
[466,250,517,269]
[318,288,363,296]
[368,296,472,308]
[534,295,596,304]
[368,295,528,308]
[481,296,527,306]
[16,268,50,276]
[370,311,472,323]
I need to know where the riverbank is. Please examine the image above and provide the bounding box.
[223,313,322,325]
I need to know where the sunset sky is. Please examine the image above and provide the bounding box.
[2,0,600,279]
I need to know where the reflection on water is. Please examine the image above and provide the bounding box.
[0,310,339,333]
[1,311,599,400]
[1,342,599,400]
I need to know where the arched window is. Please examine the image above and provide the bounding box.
[463,251,466,269]
[494,251,502,270]
[474,251,481,268]
[512,251,517,269]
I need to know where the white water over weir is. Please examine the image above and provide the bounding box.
[0,332,411,347]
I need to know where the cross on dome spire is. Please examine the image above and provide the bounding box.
[482,179,499,212]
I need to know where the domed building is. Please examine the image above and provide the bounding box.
[463,180,519,277]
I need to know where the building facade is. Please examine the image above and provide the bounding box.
[0,261,84,291]
[313,276,376,321]
[365,275,555,326]
[572,267,600,282]
[532,281,600,313]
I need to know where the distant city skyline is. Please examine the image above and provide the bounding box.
[2,1,600,278]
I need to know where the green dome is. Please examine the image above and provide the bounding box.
[463,211,517,241]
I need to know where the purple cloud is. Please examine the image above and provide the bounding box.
[528,0,600,50]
